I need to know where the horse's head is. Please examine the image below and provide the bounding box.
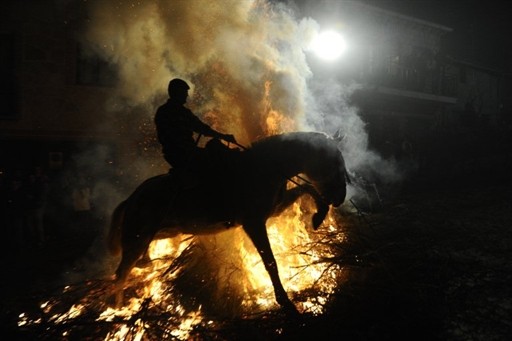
[305,135,348,207]
[252,131,348,207]
[313,154,347,207]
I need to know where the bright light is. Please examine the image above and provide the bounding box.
[310,30,346,61]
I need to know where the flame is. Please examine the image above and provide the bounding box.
[238,202,344,313]
[96,235,205,339]
[263,80,297,135]
[11,0,362,338]
[17,199,346,340]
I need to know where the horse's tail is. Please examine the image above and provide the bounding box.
[108,200,126,256]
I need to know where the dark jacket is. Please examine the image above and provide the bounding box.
[155,99,218,167]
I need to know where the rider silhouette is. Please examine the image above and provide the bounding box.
[155,78,237,174]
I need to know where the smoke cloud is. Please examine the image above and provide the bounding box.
[81,0,400,184]
[83,0,316,143]
[61,0,405,310]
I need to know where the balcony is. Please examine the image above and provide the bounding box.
[352,61,458,115]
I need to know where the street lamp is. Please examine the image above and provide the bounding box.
[310,30,347,61]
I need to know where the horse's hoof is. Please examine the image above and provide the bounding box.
[279,300,301,318]
[283,307,301,320]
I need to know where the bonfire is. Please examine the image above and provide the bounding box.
[16,198,348,340]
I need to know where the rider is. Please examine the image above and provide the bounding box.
[154,78,237,173]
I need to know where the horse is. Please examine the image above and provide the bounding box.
[107,131,349,314]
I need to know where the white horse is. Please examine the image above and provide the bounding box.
[107,132,348,314]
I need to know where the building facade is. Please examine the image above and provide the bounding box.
[328,2,509,178]
[0,1,120,174]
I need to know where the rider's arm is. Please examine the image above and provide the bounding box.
[188,110,235,143]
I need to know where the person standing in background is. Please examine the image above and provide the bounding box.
[2,175,26,257]
[72,173,92,232]
[25,166,49,247]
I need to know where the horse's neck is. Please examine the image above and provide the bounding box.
[276,142,311,176]
[254,133,328,178]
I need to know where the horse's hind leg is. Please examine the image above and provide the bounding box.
[116,234,154,281]
[242,220,299,315]
[113,232,154,306]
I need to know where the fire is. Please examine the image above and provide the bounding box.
[263,80,296,135]
[238,202,344,313]
[18,198,346,339]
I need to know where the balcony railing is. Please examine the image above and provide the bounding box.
[360,62,458,98]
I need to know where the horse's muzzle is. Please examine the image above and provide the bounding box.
[327,188,346,207]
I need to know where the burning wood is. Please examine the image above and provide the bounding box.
[15,203,349,340]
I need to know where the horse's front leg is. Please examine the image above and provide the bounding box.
[242,219,299,315]
[275,184,329,230]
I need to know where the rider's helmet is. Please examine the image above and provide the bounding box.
[168,78,190,97]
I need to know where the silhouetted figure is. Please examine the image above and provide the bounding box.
[154,78,237,173]
[25,166,49,247]
[2,175,26,256]
[72,173,92,233]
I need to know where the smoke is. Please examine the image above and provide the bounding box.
[80,0,400,181]
[69,0,403,288]
[305,78,402,184]
[82,0,319,143]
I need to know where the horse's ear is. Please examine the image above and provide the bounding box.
[332,129,345,143]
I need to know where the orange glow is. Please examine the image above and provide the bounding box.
[17,92,345,338]
[19,199,346,340]
[262,80,296,135]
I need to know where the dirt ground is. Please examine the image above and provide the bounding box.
[1,174,511,340]
[319,180,512,340]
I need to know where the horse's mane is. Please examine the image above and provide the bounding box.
[240,132,340,175]
[251,131,329,147]
[248,131,336,156]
